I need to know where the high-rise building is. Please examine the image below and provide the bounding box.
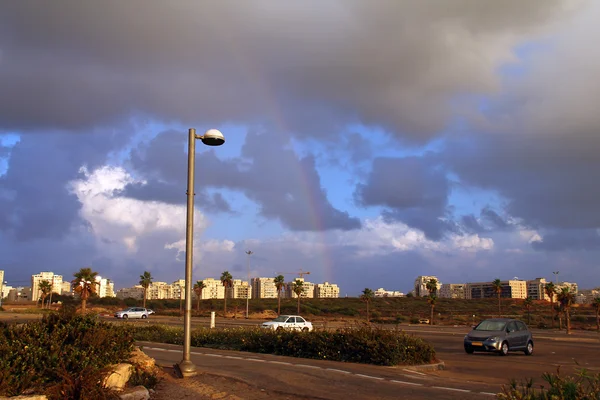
[231,279,251,299]
[95,276,115,298]
[439,284,466,299]
[31,272,64,302]
[0,270,4,300]
[374,288,404,297]
[148,282,173,299]
[251,277,279,299]
[200,278,225,299]
[466,280,527,299]
[414,276,441,297]
[314,282,340,298]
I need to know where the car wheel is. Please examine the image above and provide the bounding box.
[302,327,309,332]
[499,341,509,356]
[276,326,283,331]
[464,346,474,354]
[123,314,128,320]
[524,341,534,356]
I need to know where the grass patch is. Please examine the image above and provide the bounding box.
[131,324,436,366]
[498,367,600,399]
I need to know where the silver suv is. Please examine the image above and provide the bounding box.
[464,318,533,356]
[114,307,151,319]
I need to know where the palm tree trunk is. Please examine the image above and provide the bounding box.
[81,299,87,313]
[196,296,200,312]
[143,288,147,308]
[566,308,571,334]
[550,300,554,328]
[498,294,501,316]
[297,296,300,314]
[49,291,53,309]
[430,304,434,325]
[224,294,228,314]
[277,291,281,315]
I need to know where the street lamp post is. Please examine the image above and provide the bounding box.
[178,128,225,378]
[245,250,253,319]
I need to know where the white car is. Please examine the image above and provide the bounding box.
[114,307,151,319]
[261,315,313,332]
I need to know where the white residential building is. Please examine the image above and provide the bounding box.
[314,282,340,298]
[439,284,466,299]
[230,279,251,299]
[95,276,115,298]
[556,282,578,295]
[251,277,279,299]
[526,278,551,301]
[200,278,225,299]
[0,270,4,299]
[148,282,173,299]
[61,281,72,295]
[286,278,315,298]
[31,272,64,302]
[374,288,404,298]
[414,276,441,297]
[466,280,527,299]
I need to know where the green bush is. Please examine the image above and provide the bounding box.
[498,367,600,400]
[0,313,135,398]
[132,325,436,366]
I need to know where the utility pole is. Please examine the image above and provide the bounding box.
[245,250,253,319]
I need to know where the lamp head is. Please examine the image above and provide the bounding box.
[200,129,225,146]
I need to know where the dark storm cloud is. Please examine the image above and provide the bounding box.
[532,230,600,252]
[124,130,360,231]
[354,156,453,240]
[0,0,573,140]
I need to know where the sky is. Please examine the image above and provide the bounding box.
[1,0,600,295]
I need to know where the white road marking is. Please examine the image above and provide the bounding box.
[479,392,498,396]
[190,351,204,356]
[295,364,321,369]
[166,349,179,353]
[354,374,385,380]
[224,356,244,360]
[390,380,423,386]
[245,358,266,362]
[326,368,351,374]
[431,386,472,393]
[203,353,223,357]
[268,361,292,365]
[403,369,427,376]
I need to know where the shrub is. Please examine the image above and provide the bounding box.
[131,325,436,366]
[0,313,135,398]
[498,367,600,400]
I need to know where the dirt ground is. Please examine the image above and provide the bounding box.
[151,366,298,400]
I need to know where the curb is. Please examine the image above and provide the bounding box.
[535,335,600,344]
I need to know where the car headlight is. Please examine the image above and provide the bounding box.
[489,336,500,342]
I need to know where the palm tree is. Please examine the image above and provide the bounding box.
[492,279,503,316]
[38,280,52,309]
[139,271,153,309]
[292,279,304,314]
[193,280,206,312]
[544,282,556,328]
[72,267,99,313]
[557,287,575,335]
[220,271,233,314]
[427,295,437,325]
[360,288,374,322]
[593,297,600,332]
[273,275,286,315]
[523,297,533,325]
[425,278,438,297]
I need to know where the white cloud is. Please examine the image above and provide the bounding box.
[519,229,543,243]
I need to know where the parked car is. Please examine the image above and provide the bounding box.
[261,315,313,332]
[464,318,534,356]
[418,318,430,324]
[114,307,151,319]
[146,309,155,315]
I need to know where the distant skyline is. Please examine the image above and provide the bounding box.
[1,1,600,295]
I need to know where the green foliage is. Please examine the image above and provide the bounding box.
[0,313,135,398]
[131,325,436,366]
[498,367,600,400]
[128,365,160,390]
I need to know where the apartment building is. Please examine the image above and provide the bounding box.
[556,282,578,295]
[200,278,225,299]
[231,279,251,299]
[31,272,64,302]
[0,270,4,300]
[147,282,173,299]
[314,282,340,298]
[575,289,600,304]
[116,286,144,300]
[526,278,551,301]
[61,282,72,295]
[8,287,32,302]
[374,288,404,297]
[466,280,527,299]
[439,284,466,299]
[414,276,441,297]
[251,277,279,299]
[95,276,115,298]
[286,278,315,298]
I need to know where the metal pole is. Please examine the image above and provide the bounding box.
[179,128,197,377]
[245,250,253,318]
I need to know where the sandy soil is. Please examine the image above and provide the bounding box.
[151,366,297,400]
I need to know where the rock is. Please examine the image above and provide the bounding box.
[0,396,48,400]
[104,363,133,391]
[119,386,150,400]
[130,347,156,371]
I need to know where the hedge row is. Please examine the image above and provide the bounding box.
[0,313,134,398]
[131,325,436,366]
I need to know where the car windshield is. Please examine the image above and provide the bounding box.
[272,316,289,322]
[475,320,507,331]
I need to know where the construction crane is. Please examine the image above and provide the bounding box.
[276,270,311,280]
